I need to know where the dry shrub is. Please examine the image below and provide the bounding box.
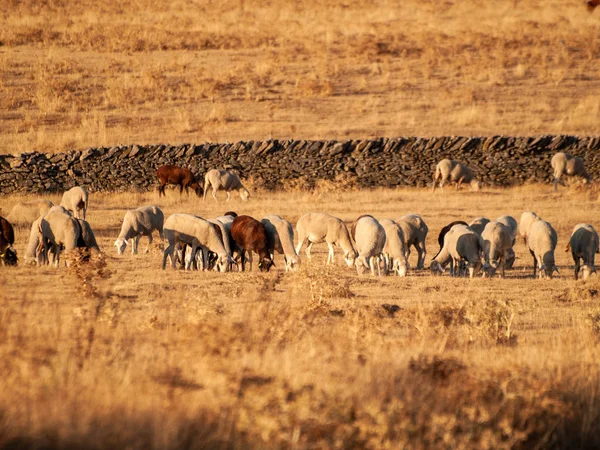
[313,173,359,193]
[408,355,466,382]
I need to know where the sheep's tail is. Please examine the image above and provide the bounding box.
[565,242,571,253]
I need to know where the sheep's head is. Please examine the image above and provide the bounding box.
[393,259,407,277]
[191,182,203,197]
[216,254,231,272]
[470,179,481,191]
[114,238,127,255]
[344,250,357,268]
[539,264,559,279]
[258,257,274,272]
[504,249,516,270]
[430,260,444,275]
[355,257,369,275]
[0,247,18,266]
[285,254,300,271]
[240,189,250,201]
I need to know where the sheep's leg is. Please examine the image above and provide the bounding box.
[417,242,426,270]
[247,251,253,271]
[456,177,464,190]
[574,257,580,280]
[162,244,172,269]
[327,242,335,265]
[226,191,231,202]
[305,241,314,260]
[296,236,306,255]
[553,178,559,192]
[145,233,153,253]
[530,250,537,278]
[212,189,218,202]
[179,184,184,196]
[133,236,141,255]
[500,257,506,279]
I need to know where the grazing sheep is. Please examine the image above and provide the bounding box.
[396,214,428,269]
[430,224,483,278]
[261,215,300,271]
[60,186,89,220]
[231,215,274,272]
[207,218,235,271]
[156,165,202,197]
[40,208,82,266]
[519,211,539,245]
[468,217,490,236]
[527,219,558,279]
[351,215,386,276]
[379,219,408,276]
[114,206,164,255]
[481,221,514,278]
[432,220,469,260]
[203,169,250,202]
[7,199,54,225]
[24,216,46,265]
[496,215,518,269]
[566,224,599,280]
[551,152,591,192]
[162,214,230,272]
[432,159,481,192]
[76,219,100,253]
[295,213,357,267]
[215,215,243,266]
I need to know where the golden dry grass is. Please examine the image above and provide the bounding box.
[2,186,600,448]
[1,0,600,154]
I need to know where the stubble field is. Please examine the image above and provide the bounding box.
[1,185,600,448]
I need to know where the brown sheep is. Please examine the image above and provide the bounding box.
[0,216,17,266]
[231,215,274,272]
[157,165,202,197]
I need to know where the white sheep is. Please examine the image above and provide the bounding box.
[60,186,89,220]
[114,206,164,255]
[7,199,54,225]
[203,169,250,202]
[352,215,386,276]
[551,152,591,192]
[432,159,481,192]
[378,218,408,276]
[496,215,518,269]
[396,214,428,269]
[430,224,483,278]
[207,218,235,271]
[527,219,558,279]
[261,215,300,271]
[519,211,539,245]
[24,216,46,265]
[296,213,357,267]
[481,221,514,278]
[40,207,82,267]
[468,217,490,236]
[162,214,230,272]
[566,223,599,280]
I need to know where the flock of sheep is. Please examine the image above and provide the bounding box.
[0,151,595,281]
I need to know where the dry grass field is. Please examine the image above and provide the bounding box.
[1,0,600,154]
[2,186,600,448]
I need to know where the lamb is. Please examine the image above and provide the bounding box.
[114,206,165,255]
[481,221,514,278]
[551,152,591,192]
[7,199,53,225]
[60,186,89,220]
[231,215,274,272]
[378,219,408,276]
[162,214,230,272]
[566,224,599,280]
[468,217,490,236]
[261,215,300,271]
[396,214,428,269]
[295,213,357,267]
[432,159,481,192]
[40,207,83,266]
[430,224,483,278]
[203,169,250,202]
[496,215,518,269]
[527,219,558,279]
[351,215,386,276]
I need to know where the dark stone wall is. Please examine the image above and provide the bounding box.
[0,135,599,193]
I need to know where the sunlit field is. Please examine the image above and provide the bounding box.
[1,0,600,153]
[2,185,600,448]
